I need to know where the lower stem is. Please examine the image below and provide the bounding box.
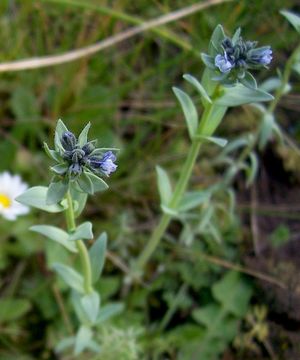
[65,190,93,294]
[135,139,202,272]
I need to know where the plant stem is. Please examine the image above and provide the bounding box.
[65,190,93,294]
[135,102,218,273]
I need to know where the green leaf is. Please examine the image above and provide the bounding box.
[46,180,68,205]
[89,233,107,284]
[70,185,88,218]
[183,74,212,104]
[69,222,93,241]
[240,71,257,89]
[74,326,93,355]
[258,112,275,149]
[55,337,75,353]
[192,304,220,327]
[77,172,94,194]
[16,186,64,213]
[52,263,84,293]
[245,152,259,187]
[199,104,227,136]
[161,204,178,217]
[0,298,31,322]
[50,163,68,175]
[173,87,198,139]
[156,166,172,205]
[216,84,274,106]
[71,291,90,323]
[96,303,124,324]
[44,142,61,162]
[78,122,91,147]
[30,225,77,253]
[178,190,211,212]
[212,271,252,317]
[86,172,108,192]
[54,119,69,152]
[195,135,228,147]
[231,27,241,45]
[200,53,215,70]
[209,24,226,55]
[81,291,100,324]
[10,86,39,122]
[281,10,300,33]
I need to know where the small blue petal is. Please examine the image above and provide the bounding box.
[215,53,234,73]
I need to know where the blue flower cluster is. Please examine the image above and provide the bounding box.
[201,26,272,88]
[215,37,272,74]
[61,131,117,178]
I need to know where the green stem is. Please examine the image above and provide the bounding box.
[135,101,219,273]
[268,42,300,114]
[65,190,93,294]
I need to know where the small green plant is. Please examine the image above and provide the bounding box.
[134,24,274,276]
[16,120,123,356]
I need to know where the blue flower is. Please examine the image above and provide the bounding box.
[261,49,272,65]
[98,151,117,176]
[214,53,234,73]
[89,151,117,176]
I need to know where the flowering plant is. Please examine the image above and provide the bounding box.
[16,120,122,355]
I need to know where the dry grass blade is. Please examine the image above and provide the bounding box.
[0,0,232,72]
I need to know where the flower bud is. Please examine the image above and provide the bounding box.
[61,131,76,151]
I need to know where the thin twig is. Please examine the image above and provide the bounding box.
[167,244,287,289]
[52,284,74,335]
[0,0,232,72]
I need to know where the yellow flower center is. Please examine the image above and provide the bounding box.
[0,193,11,208]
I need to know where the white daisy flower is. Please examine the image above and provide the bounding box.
[0,172,29,221]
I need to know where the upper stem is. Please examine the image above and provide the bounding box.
[65,190,93,294]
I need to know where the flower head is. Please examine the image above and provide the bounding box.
[0,172,29,220]
[201,25,272,88]
[44,120,118,198]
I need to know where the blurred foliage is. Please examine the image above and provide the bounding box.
[0,0,300,359]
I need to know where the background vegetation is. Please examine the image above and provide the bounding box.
[0,0,300,359]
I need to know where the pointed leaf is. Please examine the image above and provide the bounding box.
[173,87,198,139]
[161,204,178,217]
[245,152,259,187]
[46,180,68,205]
[89,233,107,284]
[216,84,274,106]
[281,10,300,34]
[81,291,100,324]
[78,122,91,147]
[178,190,211,212]
[74,326,92,355]
[156,166,172,205]
[69,222,93,241]
[30,225,77,253]
[54,119,69,152]
[240,71,257,89]
[86,172,108,192]
[183,74,212,104]
[50,163,68,175]
[195,135,228,147]
[16,186,64,213]
[44,142,61,162]
[96,303,124,324]
[77,172,94,194]
[52,263,84,293]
